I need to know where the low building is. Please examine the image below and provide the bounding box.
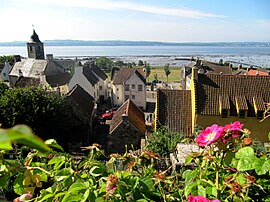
[111,68,146,110]
[0,62,12,82]
[68,63,99,102]
[107,99,146,154]
[66,84,97,146]
[155,67,270,142]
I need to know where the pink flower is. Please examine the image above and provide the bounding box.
[19,193,32,201]
[188,195,220,202]
[221,121,243,143]
[196,124,223,146]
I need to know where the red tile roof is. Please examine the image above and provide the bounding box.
[247,69,269,76]
[109,99,146,134]
[156,89,192,136]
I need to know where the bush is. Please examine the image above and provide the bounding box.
[146,127,185,157]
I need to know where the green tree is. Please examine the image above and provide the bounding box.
[0,81,8,96]
[0,87,86,147]
[154,73,158,82]
[138,60,144,66]
[145,63,151,82]
[147,127,184,157]
[0,55,15,65]
[96,57,113,72]
[164,63,171,83]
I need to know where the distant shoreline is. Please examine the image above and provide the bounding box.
[0,40,269,47]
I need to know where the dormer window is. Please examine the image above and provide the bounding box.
[124,84,129,91]
[239,110,245,118]
[221,109,228,118]
[257,111,264,119]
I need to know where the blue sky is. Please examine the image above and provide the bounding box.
[1,0,270,42]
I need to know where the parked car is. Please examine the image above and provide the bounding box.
[102,108,118,121]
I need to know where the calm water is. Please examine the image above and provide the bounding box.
[1,46,270,67]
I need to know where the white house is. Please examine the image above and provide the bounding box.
[87,63,109,102]
[112,68,146,110]
[0,62,12,82]
[68,63,99,102]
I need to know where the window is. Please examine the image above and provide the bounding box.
[99,86,102,90]
[239,110,245,118]
[29,46,32,51]
[117,88,119,91]
[221,109,228,118]
[117,97,119,99]
[124,84,129,91]
[125,95,129,101]
[132,95,135,99]
[257,111,264,119]
[138,84,143,91]
[132,84,135,89]
[3,73,6,76]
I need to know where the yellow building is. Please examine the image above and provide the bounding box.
[155,67,270,142]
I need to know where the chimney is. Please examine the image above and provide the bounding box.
[46,54,53,62]
[14,55,21,63]
[122,113,128,121]
[18,69,23,77]
[192,67,198,80]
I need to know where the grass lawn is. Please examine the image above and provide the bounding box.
[147,66,182,82]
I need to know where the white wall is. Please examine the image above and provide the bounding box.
[125,73,146,110]
[0,62,12,82]
[68,66,98,101]
[112,84,123,106]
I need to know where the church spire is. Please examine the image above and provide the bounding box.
[27,28,45,59]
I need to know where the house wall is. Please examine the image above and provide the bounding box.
[112,84,124,106]
[197,115,270,142]
[124,73,146,110]
[0,62,12,82]
[107,119,143,154]
[68,66,98,101]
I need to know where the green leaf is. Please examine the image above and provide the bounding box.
[254,157,270,175]
[13,173,24,195]
[0,129,12,150]
[237,157,256,171]
[39,193,54,202]
[235,147,255,159]
[237,173,247,186]
[197,185,206,197]
[5,125,51,153]
[206,186,217,197]
[268,132,270,142]
[185,156,193,165]
[68,182,87,192]
[45,139,64,151]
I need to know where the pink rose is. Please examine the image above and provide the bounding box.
[196,124,223,146]
[221,121,243,143]
[188,195,220,202]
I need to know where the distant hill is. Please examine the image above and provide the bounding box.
[0,40,269,47]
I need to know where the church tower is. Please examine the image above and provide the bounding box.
[27,29,45,59]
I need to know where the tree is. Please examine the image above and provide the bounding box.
[138,60,144,66]
[96,57,113,72]
[0,55,15,65]
[0,87,87,148]
[145,63,151,82]
[0,81,8,96]
[154,73,158,82]
[164,63,171,83]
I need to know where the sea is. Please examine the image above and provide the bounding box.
[1,46,270,67]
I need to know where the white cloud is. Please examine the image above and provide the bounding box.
[13,0,226,19]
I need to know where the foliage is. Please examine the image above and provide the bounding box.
[138,60,144,66]
[184,122,270,201]
[154,73,158,82]
[0,126,184,202]
[0,81,8,96]
[145,63,151,82]
[0,87,86,148]
[147,127,185,157]
[0,55,15,65]
[0,123,269,202]
[96,57,113,72]
[164,63,171,83]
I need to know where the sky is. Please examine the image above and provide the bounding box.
[1,0,270,42]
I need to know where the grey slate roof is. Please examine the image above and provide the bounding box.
[90,63,108,80]
[67,84,95,116]
[46,72,71,87]
[82,65,99,86]
[29,29,42,43]
[10,59,47,78]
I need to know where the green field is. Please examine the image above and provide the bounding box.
[147,66,182,82]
